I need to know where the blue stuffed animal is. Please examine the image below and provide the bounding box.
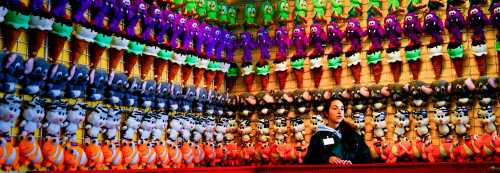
[193,87,207,113]
[105,72,128,105]
[168,84,183,113]
[45,63,69,99]
[124,77,141,107]
[0,53,24,93]
[181,85,196,113]
[87,69,108,101]
[66,64,89,98]
[155,82,170,110]
[140,80,156,109]
[21,57,49,95]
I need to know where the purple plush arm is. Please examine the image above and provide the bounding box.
[51,0,69,19]
[92,0,114,29]
[70,0,91,24]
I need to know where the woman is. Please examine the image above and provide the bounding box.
[304,99,370,164]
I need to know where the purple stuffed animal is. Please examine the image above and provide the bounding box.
[51,0,69,19]
[365,17,385,83]
[124,0,147,37]
[326,21,343,85]
[108,0,130,33]
[91,0,114,29]
[468,4,490,76]
[384,13,403,83]
[170,13,187,49]
[240,31,256,92]
[445,5,466,77]
[308,23,327,88]
[291,24,307,88]
[491,2,500,75]
[214,29,226,61]
[424,10,445,79]
[141,2,159,41]
[153,9,168,44]
[256,27,273,90]
[182,19,199,52]
[345,18,364,84]
[274,26,290,90]
[403,12,423,80]
[194,22,207,56]
[203,25,216,59]
[70,0,91,24]
[30,0,46,13]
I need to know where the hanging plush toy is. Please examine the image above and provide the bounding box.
[424,10,445,79]
[367,0,382,17]
[445,5,466,77]
[2,9,30,53]
[329,0,345,21]
[141,3,157,41]
[345,18,363,84]
[243,2,257,28]
[468,4,490,76]
[45,63,69,99]
[67,65,89,98]
[410,81,433,142]
[451,78,475,136]
[384,13,403,82]
[365,17,385,83]
[261,0,274,26]
[41,136,64,171]
[256,28,274,91]
[18,135,42,168]
[225,33,238,92]
[390,84,410,141]
[108,36,129,74]
[87,69,109,101]
[83,139,104,170]
[122,109,142,141]
[192,23,207,87]
[28,5,54,59]
[432,80,452,137]
[104,108,122,141]
[274,26,290,90]
[214,30,227,91]
[137,139,156,169]
[64,103,86,144]
[308,23,327,88]
[240,32,256,92]
[476,76,497,134]
[403,12,423,80]
[204,27,219,88]
[108,0,128,33]
[85,105,107,140]
[0,137,19,171]
[43,101,68,138]
[140,80,156,109]
[206,0,218,22]
[217,2,228,25]
[294,0,307,23]
[312,89,326,127]
[0,94,21,139]
[491,2,500,75]
[139,46,158,80]
[124,41,144,77]
[121,141,139,169]
[348,86,370,135]
[124,0,147,38]
[105,72,128,105]
[326,21,343,85]
[453,135,479,163]
[101,141,123,170]
[226,5,238,28]
[291,24,307,88]
[277,0,291,23]
[312,0,327,22]
[20,97,45,136]
[184,0,197,16]
[70,0,91,24]
[90,0,113,30]
[20,57,49,95]
[370,85,390,141]
[1,53,24,93]
[196,0,208,19]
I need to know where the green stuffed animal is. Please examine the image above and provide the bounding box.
[312,0,327,22]
[218,2,228,24]
[261,0,274,26]
[277,0,290,23]
[206,0,219,22]
[172,0,185,10]
[227,5,238,28]
[196,0,208,19]
[368,0,383,16]
[329,0,345,21]
[184,0,197,16]
[294,0,307,23]
[348,0,362,17]
[244,3,257,27]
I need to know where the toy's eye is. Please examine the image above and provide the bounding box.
[405,16,413,21]
[495,7,500,13]
[139,4,145,10]
[349,22,355,27]
[155,9,161,15]
[449,11,456,15]
[471,9,478,14]
[368,21,375,26]
[425,14,433,20]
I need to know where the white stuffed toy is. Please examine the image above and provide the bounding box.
[139,112,155,140]
[152,112,168,141]
[123,109,143,140]
[168,116,183,142]
[0,94,21,138]
[192,117,206,143]
[292,117,305,142]
[204,116,216,142]
[257,119,270,143]
[181,116,195,142]
[274,116,288,144]
[413,111,430,139]
[65,102,86,143]
[43,100,68,137]
[239,119,252,143]
[20,97,45,136]
[215,117,228,143]
[224,117,236,142]
[104,108,122,141]
[372,112,387,139]
[433,107,451,137]
[85,105,107,139]
[393,110,410,140]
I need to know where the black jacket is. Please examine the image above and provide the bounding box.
[304,122,371,164]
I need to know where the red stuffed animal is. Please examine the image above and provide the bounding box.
[426,138,455,163]
[453,135,480,163]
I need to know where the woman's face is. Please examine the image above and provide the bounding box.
[328,100,344,124]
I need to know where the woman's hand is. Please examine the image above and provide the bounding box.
[329,156,352,165]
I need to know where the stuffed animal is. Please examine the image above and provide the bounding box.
[260,0,274,26]
[432,80,452,137]
[410,81,433,141]
[69,0,90,24]
[64,103,86,144]
[137,140,156,169]
[274,91,294,118]
[101,141,123,170]
[469,4,490,76]
[90,0,114,29]
[391,84,410,141]
[41,136,64,170]
[141,3,158,41]
[256,28,274,91]
[169,13,187,49]
[206,0,218,22]
[365,17,385,83]
[349,86,370,135]
[294,90,312,116]
[181,116,195,142]
[276,0,290,23]
[384,13,403,82]
[120,141,139,169]
[181,142,194,168]
[67,64,89,98]
[453,135,480,163]
[139,112,155,141]
[20,97,45,136]
[312,0,327,22]
[476,76,497,134]
[204,27,219,88]
[83,139,104,169]
[151,112,166,141]
[452,78,475,136]
[124,0,147,38]
[424,10,445,79]
[70,25,97,66]
[124,77,141,107]
[291,24,307,88]
[140,80,156,109]
[153,140,169,168]
[214,30,227,91]
[2,9,30,53]
[345,18,364,84]
[325,21,344,85]
[294,0,307,23]
[20,58,49,95]
[105,72,127,105]
[240,32,256,92]
[0,94,21,139]
[312,89,326,119]
[403,12,423,80]
[445,5,466,77]
[243,2,257,27]
[45,63,68,99]
[104,108,122,141]
[44,101,67,138]
[0,137,19,171]
[155,82,170,110]
[292,117,306,142]
[18,135,42,168]
[1,53,24,93]
[224,34,238,92]
[477,132,496,161]
[274,26,291,90]
[491,2,500,75]
[108,0,128,33]
[169,117,183,142]
[308,23,327,88]
[370,85,390,140]
[123,109,143,141]
[196,0,208,19]
[85,105,107,140]
[87,69,108,101]
[215,116,227,143]
[28,10,54,59]
[217,2,228,25]
[63,144,87,171]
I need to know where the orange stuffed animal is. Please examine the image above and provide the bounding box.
[42,137,64,171]
[453,135,480,163]
[137,141,157,169]
[153,141,170,168]
[181,142,194,168]
[84,139,105,170]
[192,142,205,166]
[121,141,140,169]
[214,143,226,166]
[18,135,43,169]
[101,141,123,170]
[204,142,216,166]
[0,137,19,171]
[168,142,182,168]
[63,144,88,171]
[225,142,240,166]
[426,138,455,163]
[477,132,495,161]
[410,139,429,162]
